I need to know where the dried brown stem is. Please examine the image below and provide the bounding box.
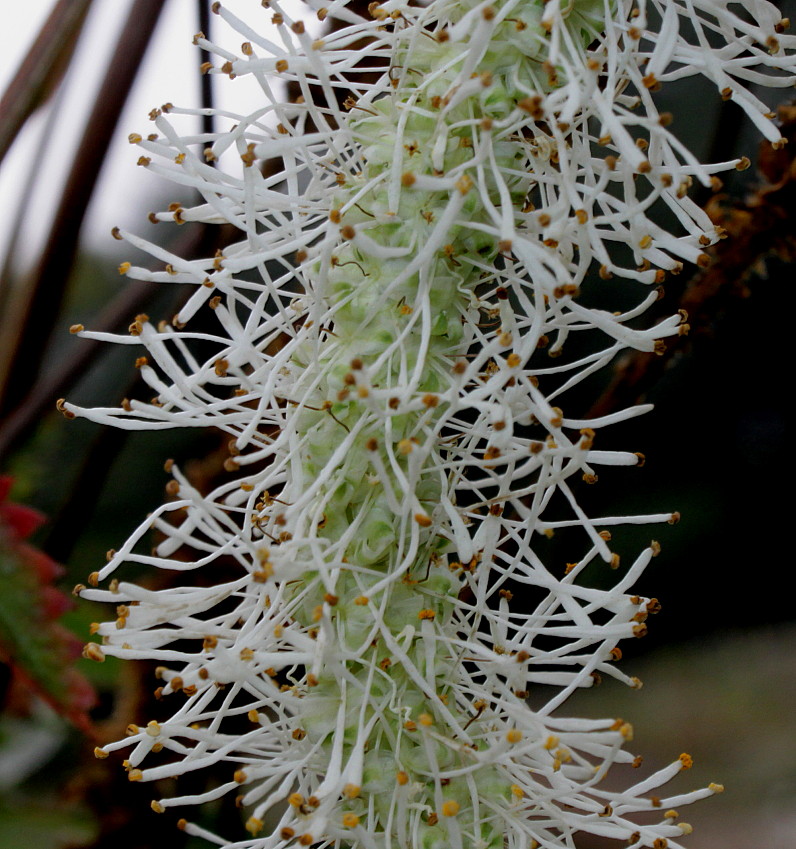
[0,0,168,418]
[0,0,93,166]
[589,106,796,419]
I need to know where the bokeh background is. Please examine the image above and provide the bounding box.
[0,2,793,847]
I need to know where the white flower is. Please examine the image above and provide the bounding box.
[69,1,793,847]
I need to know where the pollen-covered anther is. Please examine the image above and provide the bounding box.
[241,143,256,167]
[455,174,473,195]
[679,753,694,769]
[506,729,523,744]
[418,608,435,619]
[83,643,105,663]
[518,95,543,118]
[245,818,264,836]
[441,800,460,817]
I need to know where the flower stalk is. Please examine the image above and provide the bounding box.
[67,1,794,847]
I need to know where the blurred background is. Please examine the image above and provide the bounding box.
[0,1,793,847]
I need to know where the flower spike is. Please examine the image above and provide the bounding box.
[71,1,795,847]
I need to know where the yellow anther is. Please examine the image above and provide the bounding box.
[342,813,360,828]
[506,729,522,743]
[709,783,724,793]
[343,783,361,799]
[679,753,693,769]
[151,800,164,813]
[82,643,105,663]
[441,800,460,817]
[511,784,525,798]
[128,769,144,782]
[455,174,473,195]
[245,817,264,835]
[418,713,433,726]
[396,770,409,785]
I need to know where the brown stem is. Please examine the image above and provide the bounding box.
[0,0,168,417]
[589,105,796,419]
[0,0,93,166]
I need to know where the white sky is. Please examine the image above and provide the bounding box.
[0,0,311,271]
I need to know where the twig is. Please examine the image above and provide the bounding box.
[0,0,93,165]
[0,0,168,416]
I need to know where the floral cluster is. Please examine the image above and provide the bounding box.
[67,1,794,847]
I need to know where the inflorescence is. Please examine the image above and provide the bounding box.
[67,1,793,847]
